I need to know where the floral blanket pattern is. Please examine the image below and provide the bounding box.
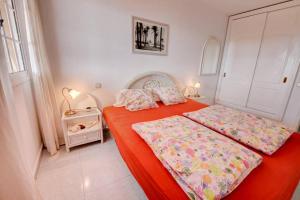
[132,116,262,200]
[153,86,186,105]
[113,89,158,111]
[183,105,293,155]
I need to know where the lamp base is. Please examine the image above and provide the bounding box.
[65,110,77,116]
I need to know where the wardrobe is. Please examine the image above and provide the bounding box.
[216,2,300,121]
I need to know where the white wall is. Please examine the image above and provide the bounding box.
[38,0,227,108]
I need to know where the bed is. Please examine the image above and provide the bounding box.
[183,105,293,155]
[103,72,300,200]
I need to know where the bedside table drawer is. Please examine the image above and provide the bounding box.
[85,131,100,141]
[69,134,84,145]
[69,131,100,146]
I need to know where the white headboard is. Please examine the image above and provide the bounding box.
[125,71,177,89]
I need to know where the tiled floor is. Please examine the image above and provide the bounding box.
[36,132,300,200]
[36,133,148,200]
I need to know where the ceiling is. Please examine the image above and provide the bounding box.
[199,0,289,15]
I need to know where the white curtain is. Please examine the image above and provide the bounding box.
[24,0,61,155]
[0,36,41,200]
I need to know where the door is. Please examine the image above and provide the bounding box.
[247,7,300,120]
[218,13,267,107]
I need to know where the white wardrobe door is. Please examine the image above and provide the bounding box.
[218,13,267,106]
[247,7,300,119]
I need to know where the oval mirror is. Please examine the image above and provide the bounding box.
[199,37,221,75]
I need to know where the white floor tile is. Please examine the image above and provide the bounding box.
[128,176,148,200]
[292,181,300,200]
[85,176,140,200]
[36,135,147,200]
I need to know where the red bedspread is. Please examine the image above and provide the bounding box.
[103,99,300,200]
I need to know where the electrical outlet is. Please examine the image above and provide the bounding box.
[95,82,102,88]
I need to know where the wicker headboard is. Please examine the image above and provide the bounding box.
[125,71,177,89]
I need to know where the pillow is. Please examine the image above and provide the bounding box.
[113,89,158,111]
[114,89,130,107]
[153,86,186,105]
[145,88,160,101]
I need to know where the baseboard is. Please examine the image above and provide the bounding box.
[33,144,43,179]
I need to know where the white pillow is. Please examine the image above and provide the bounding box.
[153,86,186,105]
[145,88,160,101]
[113,89,158,111]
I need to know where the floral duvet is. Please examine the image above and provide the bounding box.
[132,116,262,200]
[183,105,293,155]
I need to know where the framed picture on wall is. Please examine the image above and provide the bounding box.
[132,16,169,55]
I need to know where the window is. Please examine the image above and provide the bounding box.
[0,0,26,74]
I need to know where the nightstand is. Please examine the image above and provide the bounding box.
[189,96,211,105]
[61,108,103,152]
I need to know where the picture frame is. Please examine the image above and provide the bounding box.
[132,16,169,55]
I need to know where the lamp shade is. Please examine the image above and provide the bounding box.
[68,89,80,99]
[194,82,201,89]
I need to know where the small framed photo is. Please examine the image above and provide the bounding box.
[132,16,169,55]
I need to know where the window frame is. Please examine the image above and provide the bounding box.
[0,0,30,86]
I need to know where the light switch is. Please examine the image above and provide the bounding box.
[297,83,300,87]
[95,82,102,88]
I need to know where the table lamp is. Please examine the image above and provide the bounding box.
[194,82,201,97]
[62,87,81,116]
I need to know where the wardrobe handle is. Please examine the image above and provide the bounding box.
[223,73,226,78]
[283,77,288,83]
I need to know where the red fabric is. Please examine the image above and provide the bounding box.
[103,99,300,200]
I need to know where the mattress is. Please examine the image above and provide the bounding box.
[103,99,300,200]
